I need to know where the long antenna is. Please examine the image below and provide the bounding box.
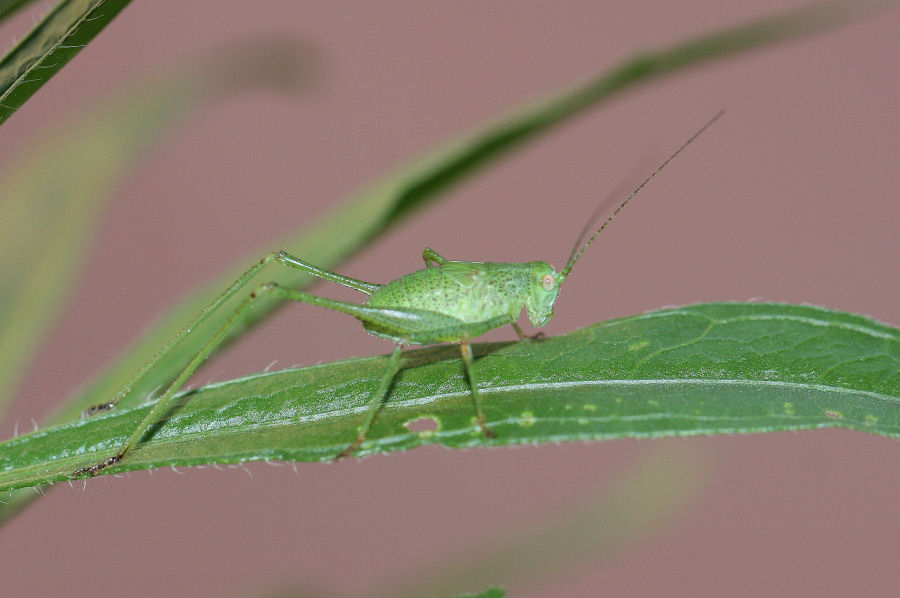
[560,110,724,280]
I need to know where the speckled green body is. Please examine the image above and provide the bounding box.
[364,259,561,344]
[370,262,534,321]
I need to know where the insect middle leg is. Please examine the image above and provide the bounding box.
[338,333,497,460]
[460,335,496,438]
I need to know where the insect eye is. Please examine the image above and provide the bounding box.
[541,274,556,291]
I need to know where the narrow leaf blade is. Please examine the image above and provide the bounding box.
[1,303,895,491]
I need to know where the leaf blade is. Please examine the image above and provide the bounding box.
[1,302,895,491]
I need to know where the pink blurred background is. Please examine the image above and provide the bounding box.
[1,1,898,596]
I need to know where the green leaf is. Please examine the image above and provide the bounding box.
[51,0,876,426]
[2,303,896,491]
[0,0,133,126]
[0,39,315,419]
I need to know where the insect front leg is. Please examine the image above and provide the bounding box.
[337,343,407,459]
[511,322,544,341]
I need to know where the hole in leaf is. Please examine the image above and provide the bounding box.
[404,417,439,434]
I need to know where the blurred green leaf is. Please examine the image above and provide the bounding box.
[382,443,708,598]
[0,0,133,126]
[0,39,314,420]
[0,0,36,23]
[2,303,896,491]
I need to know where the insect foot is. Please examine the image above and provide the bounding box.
[477,416,497,439]
[72,453,123,479]
[335,433,369,460]
[511,323,544,342]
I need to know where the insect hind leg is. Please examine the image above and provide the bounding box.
[79,250,381,422]
[337,343,407,459]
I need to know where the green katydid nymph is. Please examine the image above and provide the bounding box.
[74,111,723,478]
